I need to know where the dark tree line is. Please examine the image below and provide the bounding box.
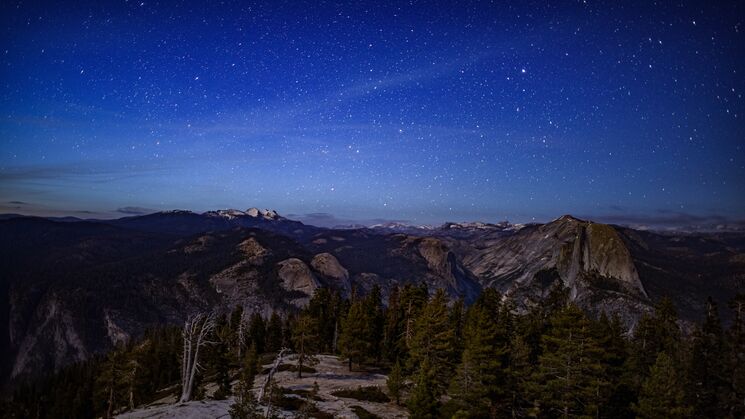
[4,285,745,419]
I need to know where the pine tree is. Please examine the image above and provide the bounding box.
[383,285,402,362]
[726,294,745,418]
[505,334,532,418]
[387,359,404,405]
[594,312,633,418]
[399,283,429,358]
[291,313,319,378]
[408,289,456,397]
[362,285,384,363]
[212,323,232,400]
[448,297,466,362]
[633,352,692,419]
[95,348,127,418]
[626,297,682,391]
[407,361,439,418]
[339,299,368,371]
[247,312,266,354]
[306,288,342,353]
[265,312,283,354]
[526,304,607,418]
[447,303,504,417]
[229,344,261,419]
[688,297,727,417]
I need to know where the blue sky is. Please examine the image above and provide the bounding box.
[1,0,743,228]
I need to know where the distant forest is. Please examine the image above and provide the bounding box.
[4,284,745,419]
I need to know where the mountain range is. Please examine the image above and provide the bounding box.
[1,208,743,386]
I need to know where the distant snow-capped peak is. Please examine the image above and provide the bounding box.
[203,208,282,220]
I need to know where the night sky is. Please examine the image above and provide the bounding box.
[1,1,743,229]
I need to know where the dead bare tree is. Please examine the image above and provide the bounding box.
[259,347,289,416]
[179,312,216,403]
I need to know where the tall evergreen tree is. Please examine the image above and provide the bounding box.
[211,322,232,400]
[247,312,266,354]
[633,352,692,419]
[339,299,369,370]
[95,348,127,419]
[362,285,384,362]
[688,297,727,417]
[407,361,439,418]
[726,294,745,418]
[594,312,633,419]
[526,304,607,418]
[408,289,456,397]
[265,311,283,353]
[387,359,404,405]
[626,297,682,391]
[447,302,505,417]
[229,343,261,419]
[505,334,532,418]
[383,285,403,362]
[399,283,429,357]
[291,313,319,378]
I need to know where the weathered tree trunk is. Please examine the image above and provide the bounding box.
[128,364,137,410]
[333,320,339,354]
[106,386,114,419]
[259,347,288,401]
[178,313,216,403]
[260,348,289,417]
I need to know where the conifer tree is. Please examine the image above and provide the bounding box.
[363,285,385,362]
[291,313,319,378]
[688,297,727,417]
[265,312,283,354]
[505,334,532,418]
[212,323,232,399]
[387,359,404,405]
[526,304,606,418]
[594,312,633,418]
[626,297,682,390]
[229,343,261,419]
[448,297,466,361]
[95,348,127,419]
[383,285,403,362]
[407,361,439,418]
[306,288,342,353]
[339,299,368,370]
[399,283,429,357]
[408,289,456,397]
[447,303,503,417]
[726,294,745,418]
[247,312,266,354]
[633,352,692,419]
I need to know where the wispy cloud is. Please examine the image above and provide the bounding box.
[286,212,410,228]
[0,162,169,184]
[586,209,745,232]
[116,206,155,215]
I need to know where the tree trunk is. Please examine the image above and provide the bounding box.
[179,313,215,404]
[106,385,114,419]
[333,320,338,354]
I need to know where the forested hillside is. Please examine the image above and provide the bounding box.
[5,285,744,418]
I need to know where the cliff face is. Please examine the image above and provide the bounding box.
[456,216,650,325]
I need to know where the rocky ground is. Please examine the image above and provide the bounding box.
[117,355,408,418]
